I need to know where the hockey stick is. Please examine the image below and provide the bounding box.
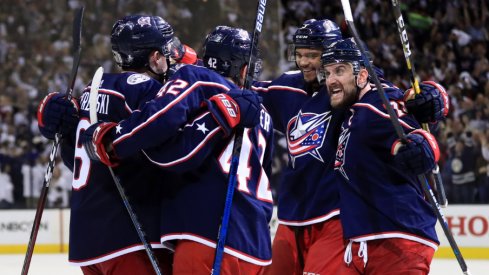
[21,6,84,275]
[211,1,267,274]
[391,0,448,208]
[88,67,163,275]
[340,1,470,274]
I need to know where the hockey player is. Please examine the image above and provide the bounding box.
[253,19,448,275]
[253,19,346,275]
[322,38,439,274]
[79,26,274,274]
[37,15,198,274]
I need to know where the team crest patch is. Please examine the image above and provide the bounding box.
[127,74,150,85]
[287,111,330,167]
[137,16,151,27]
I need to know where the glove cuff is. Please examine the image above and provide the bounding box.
[204,93,240,137]
[411,129,440,162]
[93,122,119,167]
[180,45,198,65]
[403,87,415,102]
[37,92,57,127]
[422,80,449,117]
[391,139,403,155]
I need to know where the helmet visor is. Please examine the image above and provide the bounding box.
[287,44,296,61]
[164,37,184,63]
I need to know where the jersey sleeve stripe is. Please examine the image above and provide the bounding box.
[113,81,229,146]
[353,102,415,130]
[143,127,220,167]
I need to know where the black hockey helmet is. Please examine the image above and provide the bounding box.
[202,26,251,83]
[111,15,174,69]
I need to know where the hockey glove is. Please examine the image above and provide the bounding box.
[204,88,262,136]
[180,44,198,65]
[167,36,198,65]
[37,92,79,140]
[80,121,119,167]
[392,129,440,175]
[404,81,449,123]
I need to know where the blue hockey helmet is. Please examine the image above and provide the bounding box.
[202,26,251,83]
[293,19,342,48]
[111,15,174,69]
[321,38,367,75]
[288,19,342,62]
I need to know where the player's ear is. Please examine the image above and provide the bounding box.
[147,50,157,68]
[357,67,369,86]
[149,50,165,64]
[148,50,158,62]
[149,50,168,73]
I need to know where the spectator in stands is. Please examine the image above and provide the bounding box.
[479,129,489,203]
[0,163,14,208]
[449,138,478,203]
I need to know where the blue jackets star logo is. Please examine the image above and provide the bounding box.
[286,111,331,167]
[196,122,208,134]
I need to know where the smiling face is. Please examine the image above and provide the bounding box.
[295,48,323,83]
[323,62,359,109]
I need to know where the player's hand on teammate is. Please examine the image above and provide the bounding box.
[165,41,198,79]
[227,88,263,127]
[404,81,449,123]
[80,121,119,167]
[392,129,440,175]
[205,88,263,136]
[166,35,197,65]
[37,92,79,140]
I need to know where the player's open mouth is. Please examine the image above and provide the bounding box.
[329,87,342,95]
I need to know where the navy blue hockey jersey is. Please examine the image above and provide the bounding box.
[253,71,342,225]
[334,85,439,249]
[67,72,168,265]
[109,65,275,265]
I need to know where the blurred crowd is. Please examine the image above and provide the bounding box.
[279,0,489,205]
[0,0,488,208]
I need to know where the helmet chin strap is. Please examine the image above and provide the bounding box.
[232,74,243,87]
[147,57,170,83]
[304,79,320,95]
[234,64,248,87]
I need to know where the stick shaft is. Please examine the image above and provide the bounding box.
[21,7,84,275]
[89,67,163,275]
[211,1,268,274]
[340,1,469,273]
[391,0,448,207]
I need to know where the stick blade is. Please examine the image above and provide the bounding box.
[89,67,104,123]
